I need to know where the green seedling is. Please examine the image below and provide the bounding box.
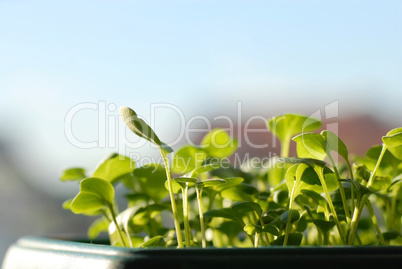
[119,107,183,248]
[267,114,321,157]
[60,108,402,248]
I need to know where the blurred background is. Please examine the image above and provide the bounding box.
[0,0,401,262]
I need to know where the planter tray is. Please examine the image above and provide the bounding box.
[2,235,402,269]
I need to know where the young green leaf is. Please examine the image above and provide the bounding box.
[321,130,349,161]
[292,133,326,160]
[70,177,114,214]
[300,189,328,209]
[382,230,401,241]
[164,179,182,194]
[271,233,303,246]
[139,236,166,248]
[279,157,327,168]
[281,158,337,192]
[62,198,73,210]
[188,163,221,178]
[221,183,259,202]
[172,145,207,174]
[88,218,110,240]
[278,209,300,225]
[60,168,86,181]
[312,219,335,234]
[210,165,254,183]
[212,177,244,193]
[125,193,151,207]
[243,224,261,236]
[120,106,173,153]
[262,224,280,236]
[268,114,321,157]
[92,153,135,184]
[382,128,402,160]
[268,114,322,143]
[173,177,198,187]
[365,145,400,174]
[231,201,263,217]
[339,179,373,197]
[199,178,226,188]
[132,204,170,226]
[388,175,402,192]
[133,163,168,202]
[203,208,244,225]
[383,128,402,147]
[285,163,310,199]
[200,128,238,158]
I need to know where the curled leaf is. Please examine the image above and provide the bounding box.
[120,107,173,153]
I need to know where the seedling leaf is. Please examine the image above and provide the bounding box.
[382,128,402,160]
[321,130,349,160]
[278,209,300,224]
[70,177,114,214]
[165,179,182,194]
[88,218,110,239]
[134,163,168,202]
[62,198,73,210]
[92,153,135,184]
[139,236,166,248]
[293,133,326,160]
[212,177,244,192]
[172,145,207,174]
[199,178,226,188]
[243,224,261,235]
[231,201,263,217]
[173,177,198,187]
[120,107,173,153]
[388,175,402,192]
[204,208,244,225]
[189,163,221,178]
[279,157,327,168]
[220,183,259,202]
[268,114,321,141]
[262,224,280,236]
[382,230,401,241]
[60,168,86,181]
[271,233,303,246]
[200,128,238,158]
[312,219,335,234]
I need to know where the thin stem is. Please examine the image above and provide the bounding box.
[182,185,192,247]
[314,166,346,244]
[196,185,207,248]
[323,230,329,245]
[346,160,356,221]
[160,148,184,248]
[250,212,268,246]
[317,229,323,245]
[389,186,401,234]
[284,185,296,246]
[348,144,387,245]
[346,160,355,181]
[108,205,127,247]
[366,199,385,245]
[350,181,355,220]
[281,136,291,158]
[367,145,387,189]
[254,233,260,248]
[259,217,270,246]
[327,155,351,226]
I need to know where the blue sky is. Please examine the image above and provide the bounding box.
[0,0,401,197]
